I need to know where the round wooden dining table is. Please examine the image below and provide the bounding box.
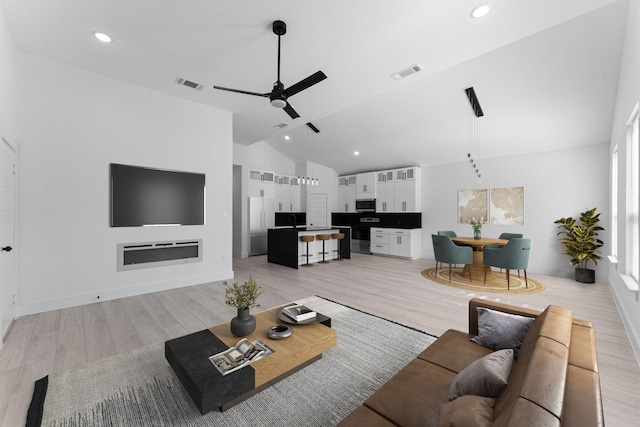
[450,237,509,282]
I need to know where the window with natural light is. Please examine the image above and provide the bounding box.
[629,106,639,283]
[611,145,618,260]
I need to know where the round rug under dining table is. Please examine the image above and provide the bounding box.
[421,267,546,294]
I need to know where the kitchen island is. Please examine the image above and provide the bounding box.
[267,227,351,269]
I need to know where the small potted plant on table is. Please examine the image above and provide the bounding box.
[223,276,263,337]
[554,208,604,283]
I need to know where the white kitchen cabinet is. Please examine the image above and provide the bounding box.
[370,227,390,255]
[274,175,291,212]
[275,175,303,212]
[394,167,421,212]
[370,227,421,260]
[290,176,301,212]
[248,169,275,198]
[356,172,376,199]
[337,175,356,212]
[376,170,395,212]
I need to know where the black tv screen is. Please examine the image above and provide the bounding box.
[110,163,205,227]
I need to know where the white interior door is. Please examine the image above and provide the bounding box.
[308,193,327,228]
[0,136,17,340]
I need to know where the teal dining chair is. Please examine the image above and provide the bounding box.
[483,238,533,289]
[432,234,473,282]
[437,231,457,238]
[486,233,524,272]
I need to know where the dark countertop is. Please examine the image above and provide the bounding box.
[271,226,345,232]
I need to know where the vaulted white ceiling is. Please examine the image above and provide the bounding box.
[2,0,627,174]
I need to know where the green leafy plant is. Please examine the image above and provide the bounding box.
[554,208,604,269]
[223,276,263,309]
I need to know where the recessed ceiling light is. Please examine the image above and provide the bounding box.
[285,135,290,141]
[94,32,112,43]
[354,151,360,156]
[470,5,491,18]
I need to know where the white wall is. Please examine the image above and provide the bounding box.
[0,4,16,136]
[421,143,610,280]
[15,52,233,315]
[608,0,640,362]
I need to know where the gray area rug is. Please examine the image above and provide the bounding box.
[39,296,437,426]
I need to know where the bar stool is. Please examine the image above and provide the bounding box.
[300,235,315,267]
[316,234,330,264]
[331,233,345,261]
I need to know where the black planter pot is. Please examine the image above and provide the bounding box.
[230,308,256,337]
[575,268,595,283]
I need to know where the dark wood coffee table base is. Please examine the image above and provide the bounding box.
[165,305,336,414]
[165,330,254,414]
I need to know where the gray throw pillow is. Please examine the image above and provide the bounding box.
[448,349,514,401]
[471,307,534,356]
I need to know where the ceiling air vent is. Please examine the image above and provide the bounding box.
[273,122,289,129]
[175,77,204,91]
[391,64,423,81]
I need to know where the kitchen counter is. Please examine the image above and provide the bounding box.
[267,227,351,269]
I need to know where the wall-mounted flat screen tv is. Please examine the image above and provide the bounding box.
[110,163,205,227]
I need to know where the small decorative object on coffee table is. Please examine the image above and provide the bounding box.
[282,303,316,322]
[223,276,263,337]
[267,324,293,339]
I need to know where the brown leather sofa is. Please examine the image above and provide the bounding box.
[337,298,604,427]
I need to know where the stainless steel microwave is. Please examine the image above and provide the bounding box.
[356,199,376,212]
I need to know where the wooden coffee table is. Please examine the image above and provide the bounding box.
[165,305,337,414]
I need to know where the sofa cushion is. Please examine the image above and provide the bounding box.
[492,397,561,427]
[494,336,568,420]
[418,329,493,373]
[520,305,573,351]
[448,349,514,401]
[562,364,604,427]
[364,358,455,427]
[569,323,599,372]
[471,308,534,356]
[335,405,397,427]
[437,395,496,427]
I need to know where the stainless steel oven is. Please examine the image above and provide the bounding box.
[355,199,376,213]
[350,217,379,254]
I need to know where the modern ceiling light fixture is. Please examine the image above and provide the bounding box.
[213,20,327,119]
[470,4,491,18]
[391,64,423,81]
[93,32,112,43]
[465,86,484,182]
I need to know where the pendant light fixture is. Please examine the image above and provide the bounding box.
[296,123,321,186]
[465,87,484,182]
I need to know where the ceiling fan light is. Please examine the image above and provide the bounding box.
[270,98,287,109]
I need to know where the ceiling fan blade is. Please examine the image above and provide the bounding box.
[283,71,327,98]
[283,102,300,119]
[213,86,269,97]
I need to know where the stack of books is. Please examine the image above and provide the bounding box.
[282,303,317,322]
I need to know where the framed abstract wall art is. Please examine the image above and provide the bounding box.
[458,189,488,224]
[490,187,524,225]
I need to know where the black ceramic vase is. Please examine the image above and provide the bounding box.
[230,308,256,337]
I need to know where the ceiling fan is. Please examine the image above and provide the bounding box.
[213,20,327,120]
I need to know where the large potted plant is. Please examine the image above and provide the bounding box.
[223,276,263,337]
[554,208,604,283]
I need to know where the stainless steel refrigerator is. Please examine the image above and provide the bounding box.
[249,197,275,256]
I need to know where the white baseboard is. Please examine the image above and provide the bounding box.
[16,270,235,317]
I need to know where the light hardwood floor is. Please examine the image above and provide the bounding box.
[1,254,639,426]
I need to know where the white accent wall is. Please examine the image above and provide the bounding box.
[14,51,233,316]
[607,0,640,362]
